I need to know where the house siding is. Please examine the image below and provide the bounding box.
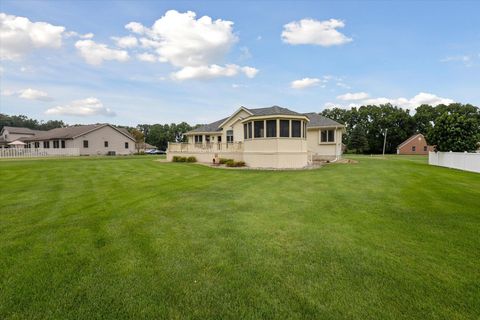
[306,128,343,160]
[69,126,135,155]
[397,134,433,155]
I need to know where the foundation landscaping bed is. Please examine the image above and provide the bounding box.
[0,155,479,319]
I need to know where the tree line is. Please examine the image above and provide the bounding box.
[0,114,194,151]
[2,102,479,153]
[0,114,67,131]
[321,103,480,153]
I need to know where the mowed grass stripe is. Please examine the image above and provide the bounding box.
[0,155,479,319]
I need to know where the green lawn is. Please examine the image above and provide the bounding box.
[1,155,479,319]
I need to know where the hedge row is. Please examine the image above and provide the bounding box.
[172,156,197,163]
[219,158,246,167]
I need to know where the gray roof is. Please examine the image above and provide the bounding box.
[190,117,228,133]
[303,113,343,127]
[189,106,302,133]
[1,126,42,135]
[189,107,342,133]
[246,106,301,116]
[23,124,135,141]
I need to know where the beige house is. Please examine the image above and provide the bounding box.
[1,124,136,155]
[167,106,345,168]
[0,127,43,148]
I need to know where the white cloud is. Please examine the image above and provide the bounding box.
[336,82,351,89]
[337,92,369,101]
[324,102,359,109]
[0,13,65,60]
[137,52,157,63]
[126,10,238,67]
[171,64,258,80]
[440,55,474,67]
[64,31,94,39]
[45,97,115,116]
[282,18,352,46]
[123,10,257,80]
[407,92,455,107]
[328,92,455,110]
[112,35,138,48]
[125,21,148,34]
[1,88,52,101]
[75,40,129,65]
[241,66,259,78]
[18,88,52,101]
[291,77,321,89]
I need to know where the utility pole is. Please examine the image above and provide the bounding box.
[382,128,388,156]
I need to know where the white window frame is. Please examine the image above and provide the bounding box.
[319,129,335,144]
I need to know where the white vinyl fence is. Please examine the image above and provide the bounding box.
[0,148,80,159]
[429,151,480,173]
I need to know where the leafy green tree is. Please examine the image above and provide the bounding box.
[428,112,479,152]
[413,104,438,134]
[348,126,369,153]
[142,122,192,151]
[0,114,66,131]
[129,128,145,154]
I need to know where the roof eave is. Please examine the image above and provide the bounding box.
[241,114,310,122]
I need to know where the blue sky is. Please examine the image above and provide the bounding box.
[1,0,479,126]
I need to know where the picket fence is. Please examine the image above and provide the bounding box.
[0,148,80,158]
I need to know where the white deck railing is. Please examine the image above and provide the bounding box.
[0,148,80,158]
[168,142,243,153]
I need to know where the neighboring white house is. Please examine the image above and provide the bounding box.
[0,124,136,155]
[167,106,345,168]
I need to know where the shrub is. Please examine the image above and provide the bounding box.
[173,156,196,163]
[172,156,186,162]
[219,158,231,164]
[226,160,246,167]
[224,159,235,166]
[235,161,246,167]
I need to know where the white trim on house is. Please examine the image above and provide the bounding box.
[217,106,253,128]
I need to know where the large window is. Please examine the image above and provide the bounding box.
[125,142,129,149]
[226,130,234,143]
[104,141,109,147]
[205,135,210,143]
[292,120,301,137]
[53,140,59,148]
[254,121,264,138]
[266,120,277,138]
[194,135,203,143]
[320,130,335,143]
[44,141,50,148]
[61,140,65,148]
[412,146,416,152]
[244,123,248,139]
[83,140,88,148]
[34,142,40,148]
[280,120,289,137]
